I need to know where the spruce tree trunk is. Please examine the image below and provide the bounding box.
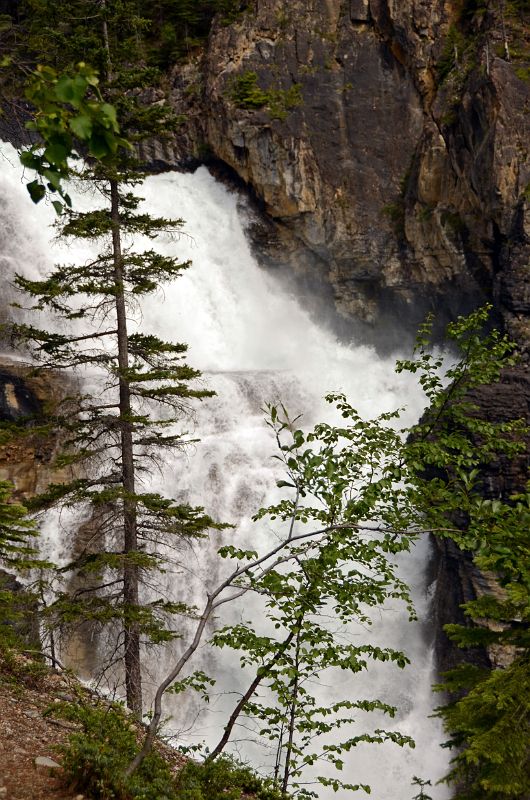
[110,177,142,716]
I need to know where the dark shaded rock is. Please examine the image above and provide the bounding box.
[467,368,530,499]
[350,0,370,23]
[195,0,426,325]
[430,538,492,674]
[430,366,530,673]
[0,361,75,499]
[0,370,41,422]
[0,102,34,150]
[160,0,528,343]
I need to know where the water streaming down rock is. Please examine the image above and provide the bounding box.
[0,143,451,798]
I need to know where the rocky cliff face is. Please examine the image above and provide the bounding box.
[159,0,529,342]
[0,361,73,499]
[431,366,530,674]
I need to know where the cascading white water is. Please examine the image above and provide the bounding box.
[0,142,451,798]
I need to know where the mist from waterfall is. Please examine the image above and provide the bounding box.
[0,142,451,799]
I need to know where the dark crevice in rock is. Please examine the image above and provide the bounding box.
[350,0,371,24]
[430,538,493,675]
[0,370,42,423]
[491,219,506,277]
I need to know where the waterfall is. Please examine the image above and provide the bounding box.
[0,141,451,798]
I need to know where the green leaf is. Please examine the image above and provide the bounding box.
[69,114,93,140]
[55,74,87,107]
[19,151,41,170]
[88,133,111,159]
[44,141,69,167]
[100,103,119,131]
[26,180,46,204]
[54,76,76,104]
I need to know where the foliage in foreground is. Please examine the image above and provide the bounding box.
[0,0,527,792]
[0,480,40,570]
[432,451,530,799]
[208,308,525,794]
[436,657,530,799]
[55,701,177,800]
[395,310,530,799]
[0,642,49,688]
[0,480,49,653]
[126,306,529,797]
[53,699,287,800]
[10,0,224,717]
[176,757,288,800]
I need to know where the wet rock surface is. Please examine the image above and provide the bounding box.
[0,370,41,423]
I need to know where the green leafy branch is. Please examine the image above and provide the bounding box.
[21,62,127,211]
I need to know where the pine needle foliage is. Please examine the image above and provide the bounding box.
[435,657,530,798]
[55,699,179,800]
[0,480,40,570]
[0,480,49,651]
[1,0,251,85]
[9,0,227,717]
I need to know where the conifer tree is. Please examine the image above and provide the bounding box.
[0,481,40,571]
[0,480,51,651]
[10,3,222,715]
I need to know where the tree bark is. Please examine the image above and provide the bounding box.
[110,177,142,716]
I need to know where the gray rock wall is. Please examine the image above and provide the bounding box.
[162,0,529,340]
